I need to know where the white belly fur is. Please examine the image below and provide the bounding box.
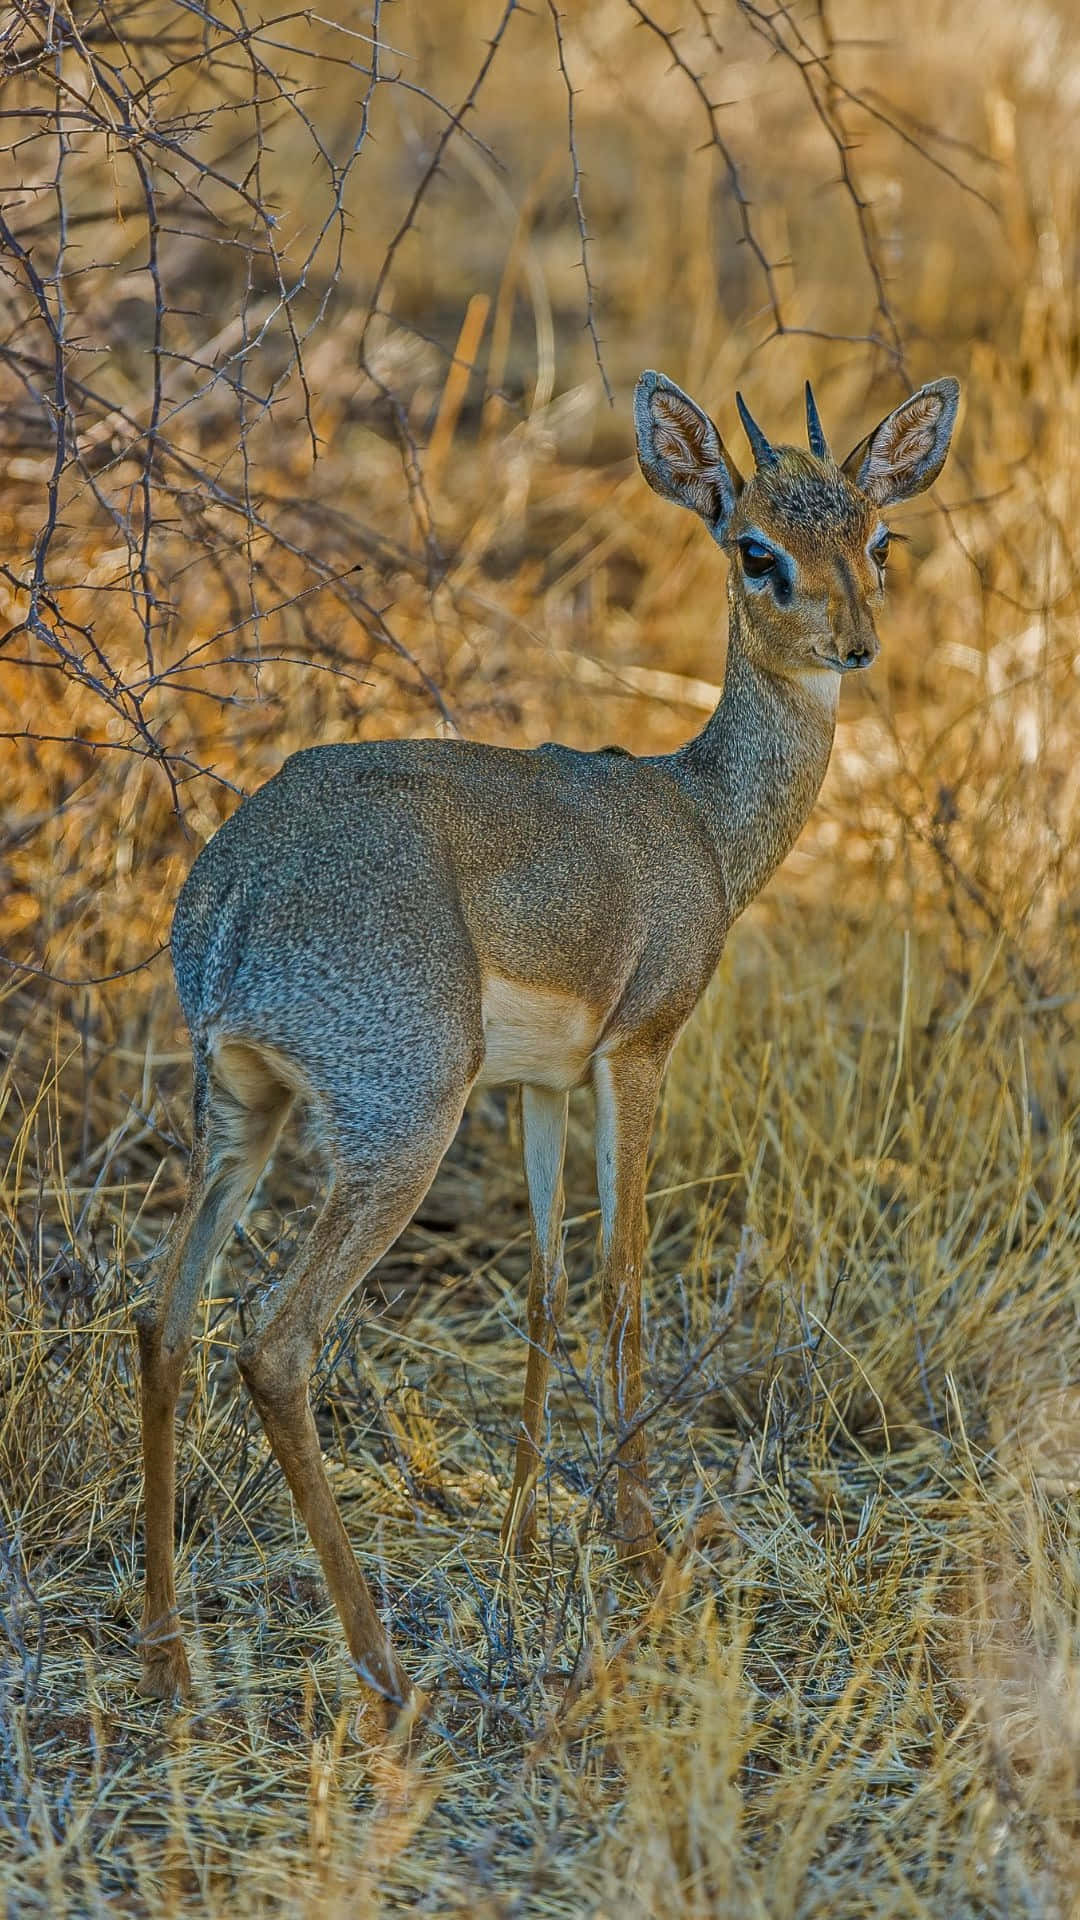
[477,974,602,1091]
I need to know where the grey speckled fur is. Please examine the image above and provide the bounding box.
[172,655,814,1142]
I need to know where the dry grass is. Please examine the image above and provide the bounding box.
[3,1,1080,1913]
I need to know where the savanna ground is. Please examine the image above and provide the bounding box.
[2,1,1080,1913]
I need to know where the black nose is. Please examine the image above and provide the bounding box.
[845,647,873,670]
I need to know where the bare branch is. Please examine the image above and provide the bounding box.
[547,3,613,406]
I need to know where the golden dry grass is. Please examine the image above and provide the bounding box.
[3,1,1080,1913]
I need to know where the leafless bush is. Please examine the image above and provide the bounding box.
[0,3,981,821]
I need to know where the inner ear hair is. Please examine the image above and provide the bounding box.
[842,377,959,507]
[634,371,742,536]
[653,390,713,473]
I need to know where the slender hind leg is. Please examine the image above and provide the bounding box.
[236,1090,469,1732]
[135,1051,291,1699]
[501,1085,568,1557]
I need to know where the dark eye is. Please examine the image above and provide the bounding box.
[871,532,891,569]
[740,539,776,580]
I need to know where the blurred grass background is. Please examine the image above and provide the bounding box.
[2,0,1080,1913]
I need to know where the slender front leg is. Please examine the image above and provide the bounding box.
[593,1045,666,1575]
[501,1085,569,1557]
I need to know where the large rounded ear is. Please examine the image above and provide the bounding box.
[634,370,743,542]
[841,377,960,506]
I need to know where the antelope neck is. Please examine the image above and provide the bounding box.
[665,598,838,923]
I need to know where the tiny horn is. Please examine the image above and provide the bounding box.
[805,381,831,461]
[735,391,778,469]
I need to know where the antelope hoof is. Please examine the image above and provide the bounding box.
[616,1504,664,1586]
[387,1682,428,1761]
[350,1632,416,1738]
[619,1537,665,1588]
[139,1638,192,1703]
[354,1675,426,1752]
[500,1486,538,1560]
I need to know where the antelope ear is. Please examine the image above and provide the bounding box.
[634,370,743,542]
[841,377,960,506]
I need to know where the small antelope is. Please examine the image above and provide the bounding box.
[136,369,958,1725]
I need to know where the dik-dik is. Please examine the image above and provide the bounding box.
[136,369,959,1727]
